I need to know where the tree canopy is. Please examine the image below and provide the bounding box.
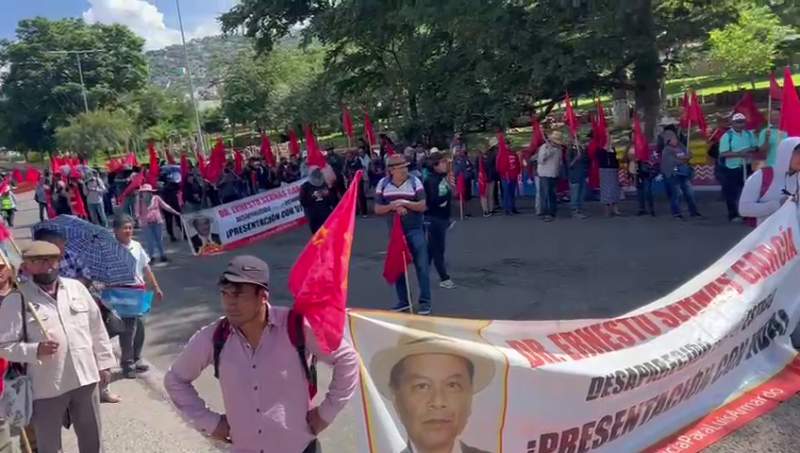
[0,18,148,151]
[54,109,133,159]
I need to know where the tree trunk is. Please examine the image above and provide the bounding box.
[631,0,662,141]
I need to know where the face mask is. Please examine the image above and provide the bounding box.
[32,270,58,286]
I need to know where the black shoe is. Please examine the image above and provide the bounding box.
[134,360,150,372]
[122,367,136,379]
[160,256,169,263]
[512,209,521,214]
[673,214,685,220]
[637,210,647,216]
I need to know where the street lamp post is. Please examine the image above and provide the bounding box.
[44,49,103,113]
[175,0,206,155]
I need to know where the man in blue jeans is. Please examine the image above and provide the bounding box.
[375,154,432,314]
[424,151,456,290]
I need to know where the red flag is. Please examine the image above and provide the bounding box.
[10,169,22,184]
[124,152,139,168]
[304,125,327,168]
[234,148,244,175]
[45,190,55,219]
[780,67,800,136]
[260,133,276,167]
[690,91,709,137]
[147,142,160,186]
[289,170,363,354]
[527,116,545,160]
[382,214,413,284]
[495,131,510,177]
[592,99,609,149]
[564,93,579,137]
[381,136,396,156]
[205,138,227,183]
[195,146,207,175]
[26,167,41,184]
[50,155,60,176]
[364,112,377,147]
[680,91,691,130]
[342,105,354,140]
[165,148,176,165]
[70,183,88,219]
[0,180,9,196]
[288,128,301,157]
[119,173,145,204]
[478,158,487,197]
[456,173,466,202]
[733,92,766,131]
[632,112,649,162]
[770,72,783,100]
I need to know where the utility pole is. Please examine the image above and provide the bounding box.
[44,49,103,113]
[175,0,206,155]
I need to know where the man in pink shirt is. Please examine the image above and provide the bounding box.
[164,255,359,453]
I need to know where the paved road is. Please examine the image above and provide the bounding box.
[12,190,798,452]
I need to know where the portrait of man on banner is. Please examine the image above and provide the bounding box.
[362,317,501,453]
[183,214,222,255]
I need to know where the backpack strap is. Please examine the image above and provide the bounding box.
[759,167,774,199]
[287,309,318,399]
[212,318,231,379]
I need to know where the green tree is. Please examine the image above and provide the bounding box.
[0,18,148,151]
[221,54,274,127]
[709,5,791,88]
[55,110,133,159]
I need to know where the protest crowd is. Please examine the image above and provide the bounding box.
[0,71,795,453]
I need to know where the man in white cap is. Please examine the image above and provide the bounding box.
[718,112,758,222]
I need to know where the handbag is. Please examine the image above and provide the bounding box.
[0,294,34,429]
[98,301,125,338]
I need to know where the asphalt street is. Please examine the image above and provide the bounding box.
[12,189,798,453]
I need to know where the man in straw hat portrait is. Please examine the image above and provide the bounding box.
[370,325,496,453]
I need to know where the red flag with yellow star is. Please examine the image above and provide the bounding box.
[289,170,363,354]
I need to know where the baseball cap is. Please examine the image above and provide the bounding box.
[220,255,269,289]
[732,113,747,122]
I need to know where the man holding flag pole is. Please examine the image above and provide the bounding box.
[375,154,431,315]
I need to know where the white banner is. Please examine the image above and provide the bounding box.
[346,202,800,453]
[180,180,306,256]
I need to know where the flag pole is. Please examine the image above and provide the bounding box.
[401,250,414,315]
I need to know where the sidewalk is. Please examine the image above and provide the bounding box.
[61,370,223,453]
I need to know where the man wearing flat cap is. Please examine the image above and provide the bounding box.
[165,255,358,453]
[0,241,116,453]
[371,329,496,453]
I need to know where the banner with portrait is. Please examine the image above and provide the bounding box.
[346,202,800,453]
[181,180,307,256]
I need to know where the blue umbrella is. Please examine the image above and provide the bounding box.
[31,216,137,285]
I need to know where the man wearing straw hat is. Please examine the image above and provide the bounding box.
[536,131,566,222]
[371,329,496,453]
[0,241,115,453]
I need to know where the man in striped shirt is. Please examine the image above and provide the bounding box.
[375,154,432,314]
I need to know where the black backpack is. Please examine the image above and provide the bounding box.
[211,309,318,399]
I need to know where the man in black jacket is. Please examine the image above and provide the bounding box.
[299,168,339,234]
[423,151,456,289]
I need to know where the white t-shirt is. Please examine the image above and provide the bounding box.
[125,239,150,285]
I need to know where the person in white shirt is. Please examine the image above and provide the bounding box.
[0,241,115,453]
[112,214,164,379]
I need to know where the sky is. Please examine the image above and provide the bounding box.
[1,0,238,50]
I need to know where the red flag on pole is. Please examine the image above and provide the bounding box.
[304,124,327,168]
[592,100,609,149]
[495,131,510,178]
[364,112,377,147]
[527,116,545,160]
[289,170,363,354]
[119,173,145,204]
[564,93,579,137]
[147,142,160,186]
[195,147,207,176]
[288,128,301,157]
[179,153,189,193]
[690,91,709,138]
[680,91,691,130]
[26,167,41,184]
[234,149,244,175]
[205,138,227,183]
[632,112,650,162]
[770,72,783,100]
[780,67,800,136]
[456,173,466,203]
[0,222,10,242]
[382,214,413,284]
[342,105,354,140]
[478,158,488,197]
[733,92,766,131]
[260,133,276,167]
